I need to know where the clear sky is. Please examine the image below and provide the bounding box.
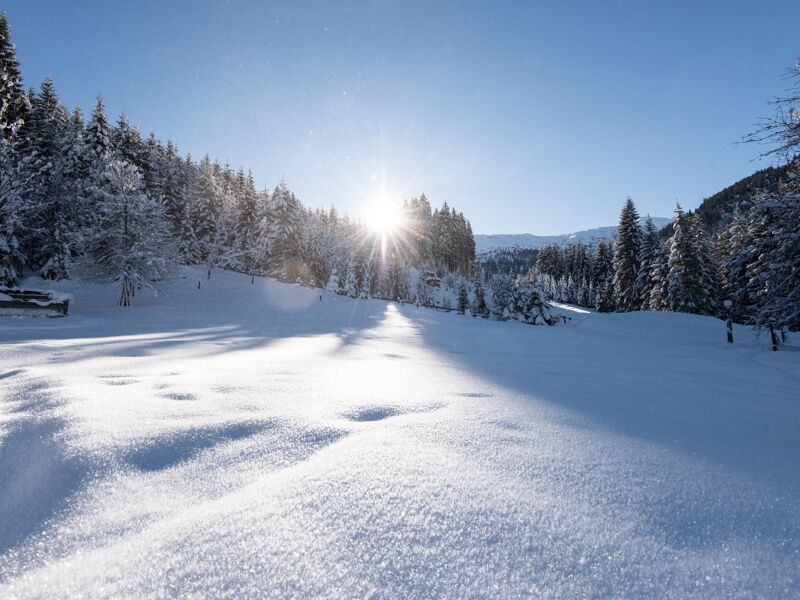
[4,1,799,234]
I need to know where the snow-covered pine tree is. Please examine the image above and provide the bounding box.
[744,175,800,332]
[690,213,721,315]
[490,273,514,320]
[457,281,469,314]
[471,272,489,317]
[266,179,302,280]
[612,197,642,311]
[142,133,165,201]
[719,206,755,323]
[192,155,222,259]
[0,12,28,142]
[16,77,73,278]
[666,204,719,315]
[592,240,615,312]
[512,274,557,325]
[344,259,357,298]
[84,95,112,175]
[647,238,670,311]
[80,161,177,306]
[634,216,659,309]
[112,114,146,171]
[0,145,25,285]
[83,96,114,222]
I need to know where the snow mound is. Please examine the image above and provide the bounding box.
[0,267,798,598]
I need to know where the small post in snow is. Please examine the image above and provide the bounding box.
[769,324,779,352]
[723,299,733,344]
[197,279,201,290]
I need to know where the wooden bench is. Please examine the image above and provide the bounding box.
[0,287,70,317]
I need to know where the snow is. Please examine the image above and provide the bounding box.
[1,267,799,598]
[475,217,672,253]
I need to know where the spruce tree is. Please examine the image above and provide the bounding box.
[592,240,615,312]
[0,12,28,141]
[612,197,642,311]
[457,281,469,314]
[472,273,488,317]
[744,176,800,331]
[634,217,659,309]
[80,161,177,305]
[665,204,719,315]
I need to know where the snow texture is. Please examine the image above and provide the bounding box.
[0,267,798,598]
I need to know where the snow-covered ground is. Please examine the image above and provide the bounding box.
[1,267,798,598]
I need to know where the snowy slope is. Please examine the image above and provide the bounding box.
[476,216,672,253]
[1,267,799,598]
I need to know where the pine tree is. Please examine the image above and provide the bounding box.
[471,272,488,317]
[79,161,177,305]
[0,145,24,285]
[634,217,659,309]
[648,239,670,311]
[192,155,221,258]
[0,12,28,141]
[666,204,719,315]
[112,114,146,170]
[266,179,302,280]
[457,281,469,314]
[719,206,755,322]
[592,240,615,312]
[612,197,642,311]
[17,77,72,278]
[491,273,514,320]
[744,177,800,331]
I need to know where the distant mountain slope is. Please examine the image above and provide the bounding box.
[475,217,671,254]
[693,159,797,232]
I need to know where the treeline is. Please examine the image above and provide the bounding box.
[0,13,475,304]
[522,183,799,335]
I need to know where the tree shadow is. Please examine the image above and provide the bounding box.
[0,380,89,555]
[406,305,800,552]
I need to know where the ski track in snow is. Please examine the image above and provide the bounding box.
[0,267,799,598]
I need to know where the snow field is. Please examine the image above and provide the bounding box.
[0,267,798,598]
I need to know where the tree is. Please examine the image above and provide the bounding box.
[80,161,177,306]
[0,12,28,141]
[457,281,469,314]
[743,178,800,332]
[17,77,72,278]
[634,217,659,309]
[0,146,24,285]
[648,239,670,311]
[666,204,719,315]
[592,241,615,312]
[471,273,489,317]
[491,274,514,320]
[266,179,302,280]
[612,197,642,311]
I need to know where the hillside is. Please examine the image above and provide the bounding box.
[475,217,671,254]
[1,268,798,598]
[693,159,797,231]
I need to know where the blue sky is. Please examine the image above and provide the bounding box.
[4,1,799,234]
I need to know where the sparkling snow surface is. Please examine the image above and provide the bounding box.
[1,268,798,598]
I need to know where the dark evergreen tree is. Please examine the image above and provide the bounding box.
[612,197,642,311]
[634,217,659,309]
[0,12,28,141]
[457,281,469,314]
[592,240,615,312]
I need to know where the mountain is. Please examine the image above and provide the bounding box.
[693,158,797,232]
[475,217,672,254]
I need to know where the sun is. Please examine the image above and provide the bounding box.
[365,200,404,235]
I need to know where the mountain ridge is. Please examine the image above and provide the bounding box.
[475,217,672,254]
